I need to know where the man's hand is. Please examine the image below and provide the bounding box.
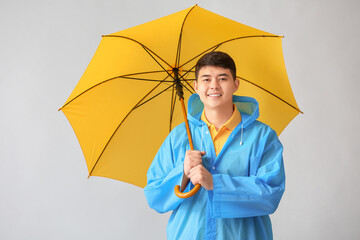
[184,150,206,177]
[188,165,213,190]
[183,150,213,190]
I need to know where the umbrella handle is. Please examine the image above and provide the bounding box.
[174,184,201,198]
[174,97,202,198]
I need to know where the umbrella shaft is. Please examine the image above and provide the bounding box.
[179,97,194,192]
[173,68,184,100]
[180,98,194,150]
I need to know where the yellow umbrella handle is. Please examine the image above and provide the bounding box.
[174,97,202,198]
[174,184,201,198]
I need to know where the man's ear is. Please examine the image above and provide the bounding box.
[233,78,240,93]
[194,80,198,93]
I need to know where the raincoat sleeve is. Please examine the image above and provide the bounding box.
[144,130,190,213]
[210,129,285,218]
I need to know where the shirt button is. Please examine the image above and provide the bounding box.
[212,166,215,170]
[206,131,209,134]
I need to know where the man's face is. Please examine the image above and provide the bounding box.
[194,66,239,111]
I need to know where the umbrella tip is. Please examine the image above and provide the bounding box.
[58,107,62,111]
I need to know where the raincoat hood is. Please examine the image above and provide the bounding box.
[187,94,260,129]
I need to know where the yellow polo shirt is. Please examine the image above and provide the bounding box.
[201,105,242,156]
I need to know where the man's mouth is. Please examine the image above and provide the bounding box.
[207,93,222,97]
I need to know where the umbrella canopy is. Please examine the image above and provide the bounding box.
[59,5,301,188]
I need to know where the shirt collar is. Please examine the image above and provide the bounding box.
[201,104,241,131]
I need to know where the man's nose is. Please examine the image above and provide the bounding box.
[210,80,220,89]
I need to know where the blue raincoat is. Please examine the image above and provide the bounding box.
[144,94,285,240]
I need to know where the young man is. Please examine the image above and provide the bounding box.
[144,52,285,239]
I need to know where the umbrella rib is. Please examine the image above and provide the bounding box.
[102,35,173,69]
[120,70,170,77]
[178,71,195,92]
[140,45,175,82]
[134,83,175,110]
[169,84,176,132]
[179,70,196,84]
[178,35,282,69]
[181,78,196,81]
[239,76,303,114]
[181,79,195,93]
[123,70,166,76]
[119,76,173,82]
[175,4,197,68]
[169,82,175,132]
[88,78,172,178]
[181,81,195,95]
[59,71,171,110]
[177,67,198,90]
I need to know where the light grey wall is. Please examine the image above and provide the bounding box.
[1,0,359,239]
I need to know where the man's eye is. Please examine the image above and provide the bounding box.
[203,79,209,82]
[219,78,226,81]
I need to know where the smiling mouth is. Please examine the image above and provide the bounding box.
[207,93,222,97]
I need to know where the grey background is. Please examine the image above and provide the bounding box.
[1,0,359,239]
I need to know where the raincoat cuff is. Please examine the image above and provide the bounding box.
[144,163,187,213]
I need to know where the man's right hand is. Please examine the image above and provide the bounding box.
[184,150,206,177]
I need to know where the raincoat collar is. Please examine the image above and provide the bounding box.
[187,94,260,129]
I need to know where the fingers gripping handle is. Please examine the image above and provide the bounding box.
[174,184,201,198]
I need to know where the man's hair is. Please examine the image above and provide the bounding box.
[194,51,237,80]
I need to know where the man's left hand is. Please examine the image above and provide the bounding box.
[188,165,213,190]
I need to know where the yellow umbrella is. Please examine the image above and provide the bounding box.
[59,5,301,198]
